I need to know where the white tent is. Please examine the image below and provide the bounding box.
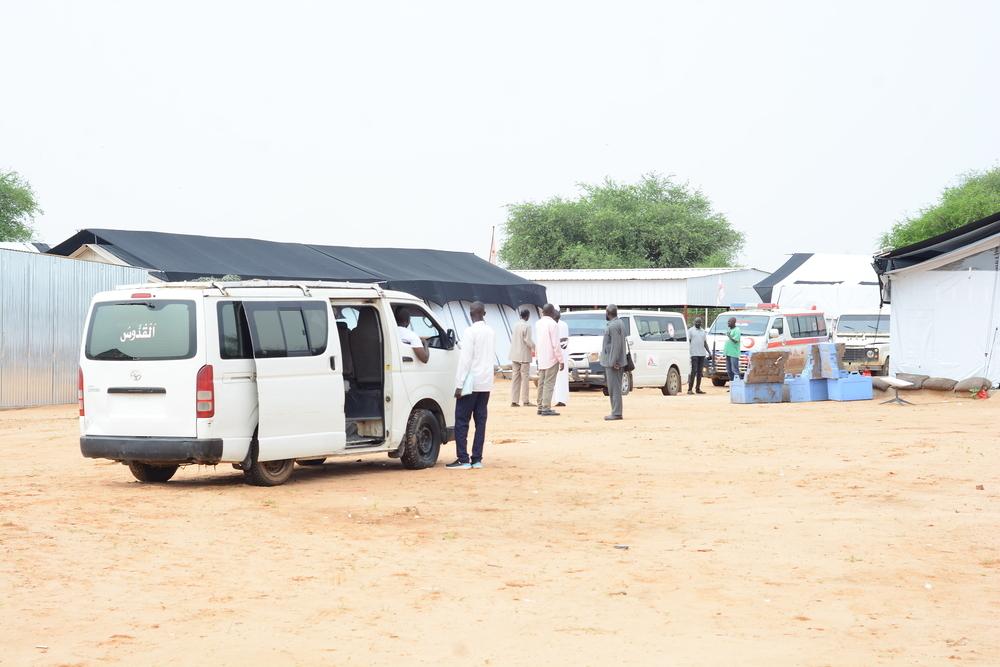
[875,211,1000,384]
[754,253,883,321]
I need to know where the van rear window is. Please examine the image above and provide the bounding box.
[86,300,195,361]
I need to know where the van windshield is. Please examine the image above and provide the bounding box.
[86,300,196,361]
[709,314,770,335]
[837,314,890,335]
[562,313,607,336]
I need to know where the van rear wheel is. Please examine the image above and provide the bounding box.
[244,458,295,486]
[401,409,441,470]
[127,462,178,483]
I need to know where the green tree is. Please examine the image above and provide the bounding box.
[498,174,743,269]
[0,170,42,242]
[880,167,1000,250]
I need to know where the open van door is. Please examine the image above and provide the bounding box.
[243,299,346,461]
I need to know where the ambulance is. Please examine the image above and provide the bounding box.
[706,304,829,386]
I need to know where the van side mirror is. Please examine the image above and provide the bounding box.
[768,328,780,339]
[447,329,457,347]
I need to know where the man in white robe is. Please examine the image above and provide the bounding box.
[552,308,570,407]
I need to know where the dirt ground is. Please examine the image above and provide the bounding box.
[1,380,998,666]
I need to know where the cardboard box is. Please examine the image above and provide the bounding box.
[745,351,790,384]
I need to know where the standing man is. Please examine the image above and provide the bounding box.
[687,317,711,394]
[534,303,564,416]
[600,304,627,421]
[508,306,535,407]
[725,316,742,382]
[447,302,495,470]
[552,308,570,407]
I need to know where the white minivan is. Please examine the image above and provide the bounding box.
[533,310,691,395]
[78,281,460,486]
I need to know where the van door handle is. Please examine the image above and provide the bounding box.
[330,356,337,371]
[402,356,414,363]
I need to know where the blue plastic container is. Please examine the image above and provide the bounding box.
[730,379,784,404]
[785,375,829,402]
[826,373,873,401]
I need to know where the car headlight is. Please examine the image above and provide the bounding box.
[866,349,876,359]
[589,352,600,363]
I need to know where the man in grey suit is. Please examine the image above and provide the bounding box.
[600,304,627,421]
[508,306,535,407]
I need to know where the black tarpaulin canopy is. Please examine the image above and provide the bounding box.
[48,229,546,307]
[752,253,812,302]
[873,210,1000,274]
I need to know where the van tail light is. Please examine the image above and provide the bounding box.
[78,368,85,416]
[196,364,215,418]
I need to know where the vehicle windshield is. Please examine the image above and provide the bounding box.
[86,300,196,361]
[562,313,607,336]
[837,314,890,335]
[709,314,770,335]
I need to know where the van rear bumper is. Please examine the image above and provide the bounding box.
[81,436,224,464]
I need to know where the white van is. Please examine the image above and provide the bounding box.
[78,281,460,486]
[706,305,829,386]
[533,310,690,395]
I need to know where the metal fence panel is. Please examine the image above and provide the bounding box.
[0,250,149,408]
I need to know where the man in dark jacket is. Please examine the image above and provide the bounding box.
[600,304,627,421]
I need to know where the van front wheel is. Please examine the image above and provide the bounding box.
[401,409,441,470]
[712,377,727,387]
[244,458,295,486]
[127,462,178,483]
[661,366,682,396]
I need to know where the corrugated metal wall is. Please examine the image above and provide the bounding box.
[0,250,149,408]
[686,269,771,307]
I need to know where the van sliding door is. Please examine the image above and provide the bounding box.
[243,299,346,461]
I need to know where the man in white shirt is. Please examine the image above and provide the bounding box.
[446,302,495,469]
[534,303,564,416]
[396,309,429,363]
[552,308,570,407]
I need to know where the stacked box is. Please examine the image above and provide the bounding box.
[785,375,829,402]
[827,373,873,401]
[817,342,845,379]
[730,378,783,404]
[745,351,789,384]
[785,345,824,379]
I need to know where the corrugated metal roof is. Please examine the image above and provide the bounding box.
[512,267,750,281]
[0,242,42,253]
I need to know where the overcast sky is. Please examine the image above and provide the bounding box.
[3,1,998,272]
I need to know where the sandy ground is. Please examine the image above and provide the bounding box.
[1,381,998,666]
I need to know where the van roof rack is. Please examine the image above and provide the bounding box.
[114,280,389,295]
